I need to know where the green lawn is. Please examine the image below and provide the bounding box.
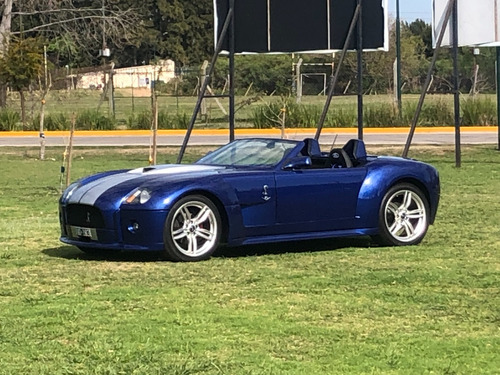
[0,145,498,374]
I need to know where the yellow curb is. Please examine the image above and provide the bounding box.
[1,126,497,137]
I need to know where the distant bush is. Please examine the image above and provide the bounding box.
[461,97,496,126]
[0,109,20,131]
[419,99,454,126]
[253,99,358,129]
[128,110,189,130]
[251,96,498,129]
[31,113,71,131]
[76,110,115,130]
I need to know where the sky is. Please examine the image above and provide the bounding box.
[388,0,432,23]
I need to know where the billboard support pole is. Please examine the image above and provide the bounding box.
[402,0,455,158]
[357,0,364,140]
[229,0,235,142]
[177,6,234,163]
[452,0,461,167]
[497,47,500,150]
[396,0,402,114]
[315,4,361,140]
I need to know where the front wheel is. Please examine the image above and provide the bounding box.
[163,195,221,261]
[375,183,430,246]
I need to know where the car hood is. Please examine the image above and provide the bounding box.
[65,164,226,206]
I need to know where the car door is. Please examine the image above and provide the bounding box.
[223,170,277,237]
[274,167,367,234]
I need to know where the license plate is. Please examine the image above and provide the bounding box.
[70,226,97,240]
[77,227,92,237]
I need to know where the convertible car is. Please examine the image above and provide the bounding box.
[59,138,440,261]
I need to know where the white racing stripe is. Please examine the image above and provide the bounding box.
[69,173,138,205]
[69,164,223,206]
[127,165,222,175]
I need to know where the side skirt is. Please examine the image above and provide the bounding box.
[231,228,378,247]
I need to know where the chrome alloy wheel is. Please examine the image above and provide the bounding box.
[170,200,219,257]
[383,189,427,243]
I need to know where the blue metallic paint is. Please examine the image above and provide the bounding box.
[59,138,440,253]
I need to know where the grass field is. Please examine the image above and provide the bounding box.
[0,145,499,374]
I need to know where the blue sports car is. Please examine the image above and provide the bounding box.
[59,138,440,261]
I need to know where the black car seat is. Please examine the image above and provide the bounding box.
[342,139,367,167]
[329,148,353,168]
[302,138,321,157]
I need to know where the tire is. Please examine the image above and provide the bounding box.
[375,183,430,246]
[163,195,222,261]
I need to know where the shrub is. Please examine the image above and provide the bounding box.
[364,103,399,127]
[461,96,496,126]
[128,110,190,130]
[76,110,115,130]
[128,111,151,130]
[325,107,357,127]
[0,109,20,131]
[419,99,454,126]
[32,113,71,131]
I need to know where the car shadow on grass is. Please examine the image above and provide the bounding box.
[42,246,165,262]
[43,236,375,262]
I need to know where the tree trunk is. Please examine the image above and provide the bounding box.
[0,0,13,47]
[19,89,26,129]
[0,84,6,107]
[0,0,14,108]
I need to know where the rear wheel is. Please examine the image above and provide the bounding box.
[163,195,221,261]
[375,183,429,246]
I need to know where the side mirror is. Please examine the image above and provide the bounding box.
[283,156,312,170]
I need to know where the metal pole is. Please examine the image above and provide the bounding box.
[177,7,234,163]
[452,0,461,167]
[396,0,402,114]
[315,5,361,140]
[229,0,235,142]
[402,0,455,157]
[357,0,364,140]
[296,58,303,103]
[497,47,500,150]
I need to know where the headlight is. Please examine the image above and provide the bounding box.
[124,188,152,205]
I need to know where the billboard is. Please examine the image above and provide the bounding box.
[214,0,389,54]
[433,0,500,47]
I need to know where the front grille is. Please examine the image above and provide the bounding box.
[66,204,105,228]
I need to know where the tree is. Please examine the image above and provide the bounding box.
[405,19,433,58]
[117,0,214,67]
[1,0,141,67]
[0,36,43,126]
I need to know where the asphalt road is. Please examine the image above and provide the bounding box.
[0,128,498,147]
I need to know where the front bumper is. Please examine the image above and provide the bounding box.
[59,203,168,251]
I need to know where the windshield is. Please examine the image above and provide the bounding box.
[196,138,299,167]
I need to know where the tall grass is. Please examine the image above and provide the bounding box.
[1,94,497,132]
[0,108,20,130]
[76,110,116,130]
[251,96,497,128]
[461,96,497,125]
[128,110,189,130]
[30,113,71,131]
